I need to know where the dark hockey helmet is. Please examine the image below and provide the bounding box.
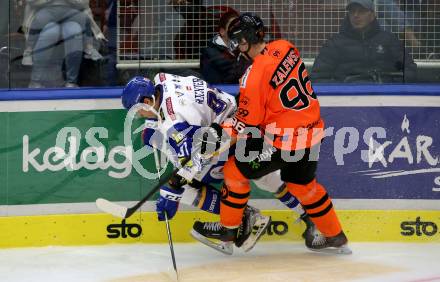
[227,13,265,50]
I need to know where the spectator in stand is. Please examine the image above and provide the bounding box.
[103,0,118,86]
[404,0,440,59]
[0,0,8,42]
[0,0,8,88]
[173,0,215,60]
[200,9,252,84]
[130,0,202,77]
[133,1,183,60]
[311,0,417,83]
[376,0,420,48]
[22,0,105,88]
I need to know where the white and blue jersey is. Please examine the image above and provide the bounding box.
[143,73,237,183]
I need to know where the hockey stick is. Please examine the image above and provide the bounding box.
[96,128,237,218]
[154,148,179,281]
[164,212,179,281]
[96,157,191,219]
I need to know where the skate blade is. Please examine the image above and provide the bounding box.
[307,244,353,255]
[242,215,271,252]
[190,229,233,255]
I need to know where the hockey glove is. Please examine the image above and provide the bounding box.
[156,185,185,221]
[195,123,224,156]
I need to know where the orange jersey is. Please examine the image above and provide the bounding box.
[231,39,324,150]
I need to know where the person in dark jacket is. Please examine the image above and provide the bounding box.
[200,9,251,84]
[311,0,417,83]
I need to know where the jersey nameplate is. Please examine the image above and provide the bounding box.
[192,77,205,104]
[270,48,300,89]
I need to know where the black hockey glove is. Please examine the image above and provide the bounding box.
[195,123,224,156]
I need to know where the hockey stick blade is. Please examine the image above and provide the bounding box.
[96,198,128,218]
[96,157,192,219]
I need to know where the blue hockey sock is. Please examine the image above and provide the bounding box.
[195,184,221,214]
[274,184,304,215]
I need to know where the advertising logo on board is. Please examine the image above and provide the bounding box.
[255,221,289,236]
[23,127,134,179]
[319,111,440,199]
[107,219,142,239]
[353,115,439,185]
[21,108,439,194]
[400,217,438,237]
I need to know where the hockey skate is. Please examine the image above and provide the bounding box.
[191,221,236,255]
[191,206,271,254]
[305,230,352,255]
[235,206,271,252]
[298,213,319,239]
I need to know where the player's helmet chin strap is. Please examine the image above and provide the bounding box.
[243,48,253,62]
[143,95,162,128]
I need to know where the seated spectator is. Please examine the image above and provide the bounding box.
[311,0,417,83]
[132,1,183,60]
[200,9,252,84]
[404,0,439,59]
[0,0,8,88]
[0,0,7,45]
[21,0,105,88]
[376,0,420,48]
[173,0,211,60]
[103,0,118,86]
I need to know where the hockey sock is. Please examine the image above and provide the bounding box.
[274,184,305,215]
[220,156,250,228]
[195,184,221,214]
[286,180,342,237]
[179,183,221,214]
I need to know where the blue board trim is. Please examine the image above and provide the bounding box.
[0,84,439,101]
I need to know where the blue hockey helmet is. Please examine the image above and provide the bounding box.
[121,76,156,110]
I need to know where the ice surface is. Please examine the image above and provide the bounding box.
[0,242,439,282]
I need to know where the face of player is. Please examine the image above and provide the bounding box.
[348,4,375,31]
[137,96,161,119]
[237,37,266,60]
[237,37,250,53]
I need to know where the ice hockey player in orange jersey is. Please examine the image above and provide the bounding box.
[192,13,352,255]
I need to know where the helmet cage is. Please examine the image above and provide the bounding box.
[227,13,264,51]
